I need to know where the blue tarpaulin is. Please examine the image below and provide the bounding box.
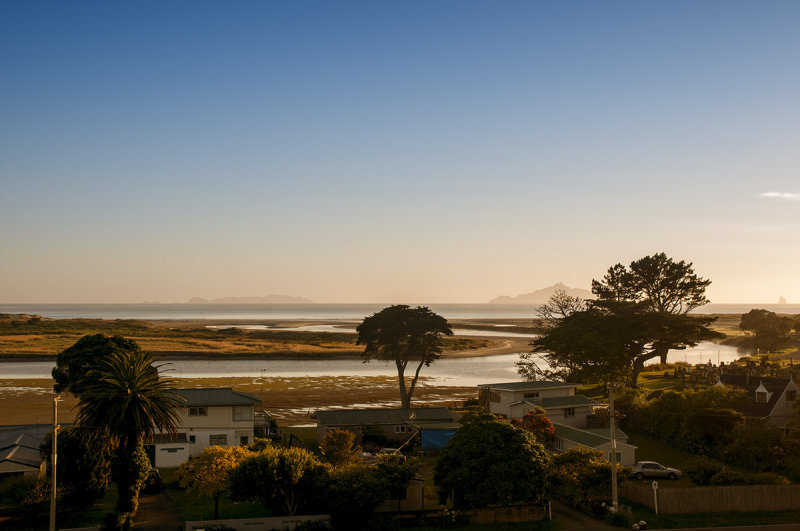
[420,429,456,449]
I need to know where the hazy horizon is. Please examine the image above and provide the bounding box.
[2,2,799,305]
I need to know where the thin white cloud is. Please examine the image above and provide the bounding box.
[759,192,800,200]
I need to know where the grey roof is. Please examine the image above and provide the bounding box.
[0,432,44,452]
[407,420,463,431]
[512,395,597,408]
[477,381,580,391]
[0,424,52,470]
[0,444,42,468]
[314,408,454,426]
[717,375,792,419]
[552,423,629,448]
[173,388,261,407]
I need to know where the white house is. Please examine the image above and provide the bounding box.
[147,388,263,468]
[477,381,597,426]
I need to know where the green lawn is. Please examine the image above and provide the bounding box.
[160,469,271,522]
[0,484,117,531]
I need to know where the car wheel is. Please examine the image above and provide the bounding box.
[668,472,677,480]
[635,472,644,480]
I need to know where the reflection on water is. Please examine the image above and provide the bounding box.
[0,342,745,386]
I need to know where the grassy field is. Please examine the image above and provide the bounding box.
[0,376,477,426]
[0,316,491,358]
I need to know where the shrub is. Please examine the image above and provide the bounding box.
[684,456,725,486]
[435,417,549,509]
[321,429,362,467]
[604,506,633,527]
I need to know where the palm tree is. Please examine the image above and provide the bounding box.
[75,347,182,516]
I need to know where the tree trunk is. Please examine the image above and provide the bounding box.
[396,361,410,408]
[656,344,670,364]
[214,492,220,519]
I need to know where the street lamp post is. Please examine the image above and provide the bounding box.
[50,395,61,531]
[608,384,619,510]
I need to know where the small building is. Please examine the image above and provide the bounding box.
[313,407,456,444]
[0,425,51,479]
[477,381,596,426]
[552,423,637,466]
[147,387,263,468]
[715,375,798,427]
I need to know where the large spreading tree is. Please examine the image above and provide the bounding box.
[518,253,721,387]
[739,309,795,353]
[356,305,453,408]
[591,253,717,365]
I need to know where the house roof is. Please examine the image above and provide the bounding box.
[477,381,580,392]
[0,444,42,468]
[511,395,597,409]
[716,375,793,419]
[407,420,463,431]
[314,408,454,426]
[0,425,52,470]
[552,422,628,449]
[172,388,262,407]
[0,432,44,452]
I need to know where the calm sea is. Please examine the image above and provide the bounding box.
[1,303,798,321]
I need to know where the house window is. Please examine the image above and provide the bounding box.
[756,391,767,403]
[240,435,249,446]
[189,407,208,416]
[395,425,408,434]
[161,448,184,453]
[209,434,228,445]
[608,452,622,463]
[564,407,575,418]
[188,435,196,443]
[490,391,501,403]
[232,406,253,421]
[787,390,797,401]
[555,438,563,450]
[524,392,540,399]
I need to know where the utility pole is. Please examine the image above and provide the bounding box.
[50,395,61,531]
[609,384,618,510]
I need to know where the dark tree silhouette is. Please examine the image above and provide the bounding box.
[518,254,721,387]
[592,253,714,364]
[70,340,182,516]
[357,305,452,408]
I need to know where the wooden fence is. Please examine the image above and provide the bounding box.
[622,483,800,514]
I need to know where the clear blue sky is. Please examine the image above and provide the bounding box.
[1,1,799,303]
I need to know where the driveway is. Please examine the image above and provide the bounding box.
[134,489,183,531]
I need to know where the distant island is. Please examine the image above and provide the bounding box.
[187,295,313,304]
[489,283,594,304]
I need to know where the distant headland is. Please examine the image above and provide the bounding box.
[186,295,313,304]
[488,283,594,304]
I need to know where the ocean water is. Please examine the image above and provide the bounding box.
[1,303,798,321]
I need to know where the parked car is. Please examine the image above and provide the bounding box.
[142,467,162,493]
[631,461,681,480]
[378,448,407,461]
